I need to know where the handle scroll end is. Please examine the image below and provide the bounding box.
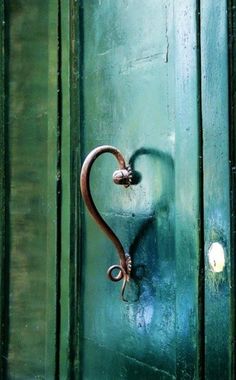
[107,254,132,302]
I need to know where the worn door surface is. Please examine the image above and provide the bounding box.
[78,1,201,379]
[0,1,234,379]
[0,1,60,379]
[77,0,234,379]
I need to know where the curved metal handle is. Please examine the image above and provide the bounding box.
[80,145,132,301]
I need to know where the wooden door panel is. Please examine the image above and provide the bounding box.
[0,1,234,378]
[201,0,232,378]
[1,2,58,378]
[79,1,201,378]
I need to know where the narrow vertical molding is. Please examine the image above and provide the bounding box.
[174,0,201,378]
[201,0,232,378]
[46,0,59,377]
[59,0,81,378]
[55,0,62,377]
[196,0,205,378]
[59,0,72,377]
[0,0,6,377]
[69,1,82,378]
[228,0,236,378]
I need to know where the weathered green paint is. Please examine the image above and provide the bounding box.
[174,2,202,378]
[0,1,6,377]
[60,0,74,378]
[59,0,83,378]
[0,1,235,379]
[78,1,200,379]
[47,0,59,378]
[60,0,71,376]
[67,1,83,379]
[201,1,232,379]
[3,1,58,378]
[229,1,236,377]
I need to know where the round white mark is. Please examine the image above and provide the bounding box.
[208,242,225,273]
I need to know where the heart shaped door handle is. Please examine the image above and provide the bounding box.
[80,145,133,301]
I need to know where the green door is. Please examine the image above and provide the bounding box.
[0,1,234,379]
[78,1,200,379]
[77,1,233,379]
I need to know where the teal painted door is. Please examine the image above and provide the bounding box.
[77,1,234,379]
[0,1,234,379]
[78,1,201,379]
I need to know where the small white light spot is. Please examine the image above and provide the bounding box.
[208,242,225,273]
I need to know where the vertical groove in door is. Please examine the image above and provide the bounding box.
[228,1,236,378]
[77,2,84,379]
[69,0,82,373]
[59,0,82,377]
[68,0,81,377]
[196,0,205,378]
[174,1,202,378]
[0,1,8,378]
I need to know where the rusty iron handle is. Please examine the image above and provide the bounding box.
[80,145,132,301]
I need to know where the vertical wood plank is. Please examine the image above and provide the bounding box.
[46,0,59,378]
[174,1,202,378]
[79,1,201,379]
[60,0,71,377]
[228,0,236,377]
[5,1,58,378]
[60,1,81,378]
[201,1,232,378]
[71,2,82,378]
[0,1,6,377]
